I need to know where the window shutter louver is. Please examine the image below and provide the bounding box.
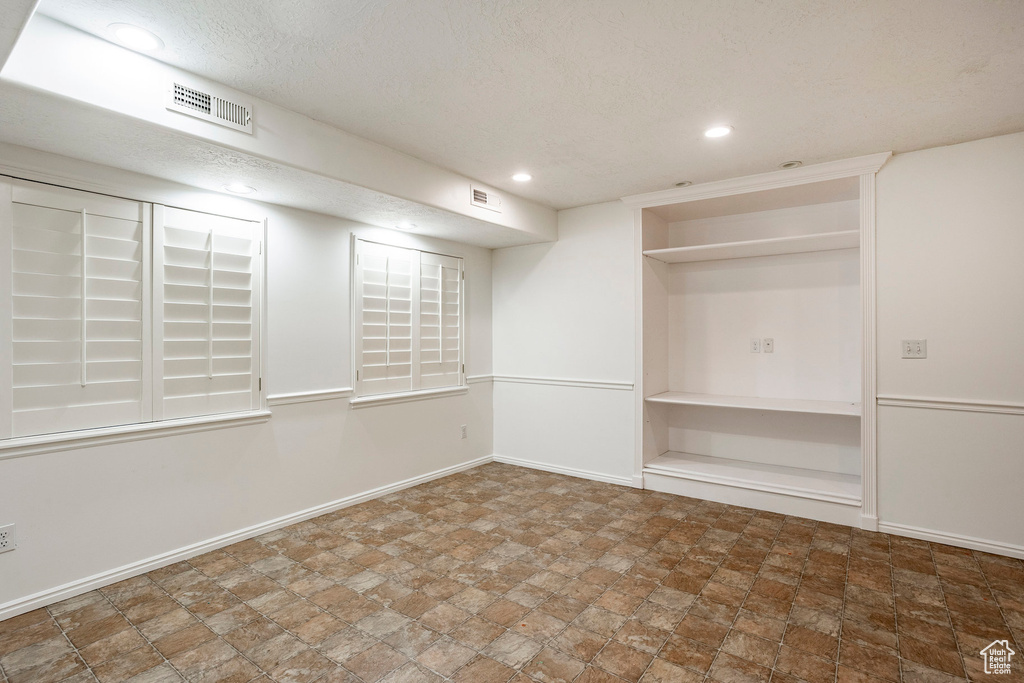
[355,241,417,397]
[419,252,463,389]
[153,206,261,420]
[0,180,149,438]
[354,239,463,398]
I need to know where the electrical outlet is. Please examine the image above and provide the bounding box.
[0,524,15,554]
[763,338,774,353]
[460,425,467,440]
[902,339,927,359]
[750,338,760,353]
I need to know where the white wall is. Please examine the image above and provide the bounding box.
[876,131,1024,552]
[492,201,636,484]
[0,145,494,616]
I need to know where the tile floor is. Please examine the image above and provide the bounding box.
[1,462,1022,683]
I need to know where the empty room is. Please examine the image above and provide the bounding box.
[0,1,1022,682]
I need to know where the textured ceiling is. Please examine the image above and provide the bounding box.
[0,0,37,66]
[29,0,1024,209]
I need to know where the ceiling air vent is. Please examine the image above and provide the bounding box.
[166,81,253,134]
[470,185,501,212]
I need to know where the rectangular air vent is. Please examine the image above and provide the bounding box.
[470,185,501,212]
[167,82,253,134]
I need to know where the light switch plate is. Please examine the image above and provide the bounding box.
[902,339,927,359]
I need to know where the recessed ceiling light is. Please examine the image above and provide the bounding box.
[675,181,692,187]
[108,23,164,52]
[704,125,733,139]
[223,183,256,195]
[394,222,417,232]
[779,160,803,169]
[512,173,532,182]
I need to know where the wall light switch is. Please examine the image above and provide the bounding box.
[902,339,927,359]
[763,338,774,353]
[750,338,760,353]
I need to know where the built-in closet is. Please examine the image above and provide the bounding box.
[625,154,890,527]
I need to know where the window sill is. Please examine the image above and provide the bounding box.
[349,385,469,408]
[0,410,272,461]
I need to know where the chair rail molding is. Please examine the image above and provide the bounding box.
[267,388,354,406]
[491,375,634,391]
[876,395,1024,416]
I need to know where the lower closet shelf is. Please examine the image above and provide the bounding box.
[644,452,862,506]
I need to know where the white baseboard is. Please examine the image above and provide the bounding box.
[632,474,644,489]
[860,514,879,532]
[491,454,634,488]
[0,455,492,622]
[878,521,1024,559]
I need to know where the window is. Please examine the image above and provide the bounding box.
[153,206,262,420]
[353,238,463,398]
[0,178,264,442]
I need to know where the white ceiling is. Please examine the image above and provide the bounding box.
[26,0,1024,209]
[0,81,544,248]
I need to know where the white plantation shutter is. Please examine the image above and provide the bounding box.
[154,206,261,420]
[354,241,416,396]
[0,180,149,438]
[419,252,463,389]
[354,239,463,398]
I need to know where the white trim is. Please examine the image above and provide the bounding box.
[267,388,354,406]
[621,152,892,209]
[0,455,492,621]
[860,514,879,532]
[860,173,879,527]
[492,454,635,488]
[633,207,646,489]
[466,374,493,385]
[0,181,13,440]
[878,521,1024,560]
[492,375,634,391]
[349,385,469,408]
[258,218,268,412]
[876,395,1024,416]
[0,411,272,461]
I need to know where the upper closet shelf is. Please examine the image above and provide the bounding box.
[645,392,861,416]
[642,230,859,264]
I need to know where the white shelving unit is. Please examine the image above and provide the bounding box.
[625,154,890,528]
[643,230,859,264]
[645,452,862,506]
[644,392,861,416]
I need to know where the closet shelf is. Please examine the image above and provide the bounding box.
[642,230,860,263]
[644,452,862,506]
[644,392,861,416]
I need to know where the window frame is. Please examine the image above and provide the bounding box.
[350,236,466,407]
[0,173,269,459]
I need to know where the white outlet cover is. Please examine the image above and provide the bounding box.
[763,338,774,353]
[750,338,760,353]
[0,523,15,554]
